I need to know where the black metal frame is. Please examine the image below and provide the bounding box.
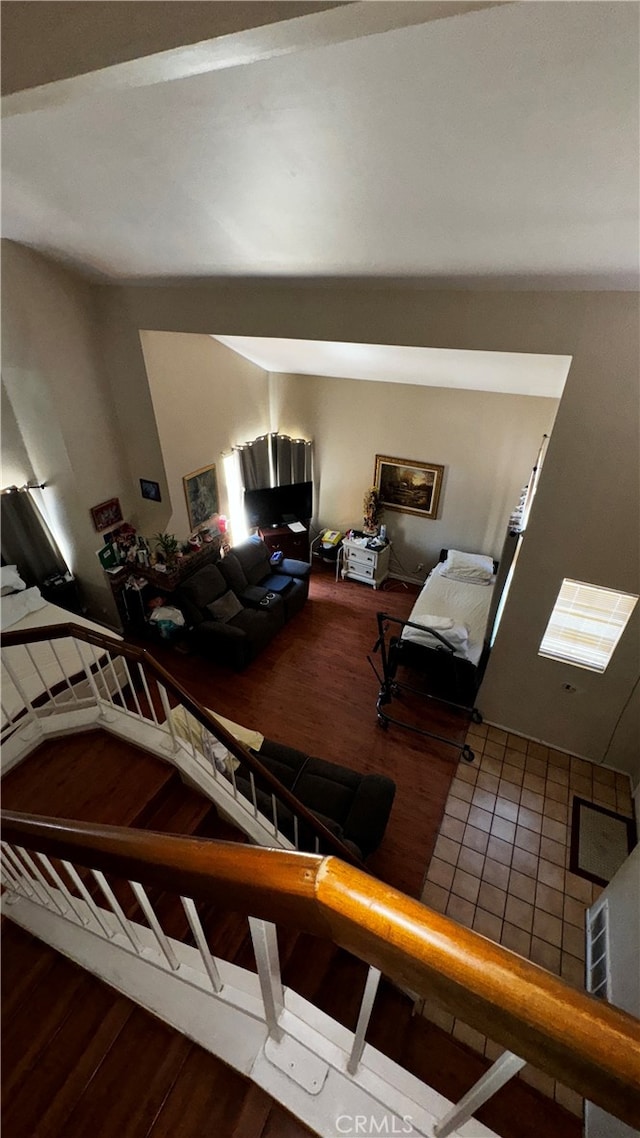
[372,611,487,762]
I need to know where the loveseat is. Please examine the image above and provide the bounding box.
[176,537,310,670]
[240,737,396,860]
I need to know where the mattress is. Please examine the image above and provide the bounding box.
[401,563,495,666]
[1,602,122,727]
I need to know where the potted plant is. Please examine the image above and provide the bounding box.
[153,532,180,567]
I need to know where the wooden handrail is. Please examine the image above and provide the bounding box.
[1,624,365,868]
[2,808,639,1128]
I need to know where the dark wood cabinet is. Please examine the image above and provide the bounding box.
[259,525,310,561]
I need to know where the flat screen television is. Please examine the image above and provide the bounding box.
[244,481,313,529]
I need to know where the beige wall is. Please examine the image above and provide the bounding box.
[1,242,134,624]
[139,331,270,539]
[272,371,557,574]
[109,282,638,778]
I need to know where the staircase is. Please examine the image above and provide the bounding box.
[2,628,639,1138]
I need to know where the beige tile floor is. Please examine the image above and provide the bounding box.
[419,721,636,1118]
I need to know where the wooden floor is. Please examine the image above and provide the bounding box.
[2,731,580,1138]
[134,561,471,899]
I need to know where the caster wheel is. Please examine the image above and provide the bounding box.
[461,745,475,763]
[471,708,483,725]
[377,715,389,730]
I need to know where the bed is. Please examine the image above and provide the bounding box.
[1,572,123,735]
[373,549,497,758]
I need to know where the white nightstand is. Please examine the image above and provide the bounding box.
[339,538,391,589]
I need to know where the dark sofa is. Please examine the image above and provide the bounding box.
[219,537,310,621]
[176,537,310,670]
[239,737,396,861]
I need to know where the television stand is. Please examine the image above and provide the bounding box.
[259,524,310,561]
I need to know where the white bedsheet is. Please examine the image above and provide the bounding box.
[401,563,495,666]
[1,602,122,727]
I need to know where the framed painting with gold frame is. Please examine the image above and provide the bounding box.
[374,455,444,520]
[183,463,219,531]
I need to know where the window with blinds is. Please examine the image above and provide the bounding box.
[539,579,638,673]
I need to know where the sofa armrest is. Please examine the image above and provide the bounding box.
[280,557,311,580]
[342,774,396,858]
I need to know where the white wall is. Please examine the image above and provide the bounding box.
[139,331,270,540]
[272,370,557,574]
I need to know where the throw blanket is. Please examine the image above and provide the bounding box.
[170,705,264,773]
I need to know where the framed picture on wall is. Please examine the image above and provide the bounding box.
[374,455,444,520]
[90,497,123,532]
[140,478,162,502]
[183,463,219,531]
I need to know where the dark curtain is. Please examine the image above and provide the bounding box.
[1,490,68,586]
[235,433,313,490]
[237,435,271,491]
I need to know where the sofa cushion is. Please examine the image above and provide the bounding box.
[206,590,244,624]
[181,564,227,609]
[233,537,272,585]
[259,573,293,594]
[219,552,248,594]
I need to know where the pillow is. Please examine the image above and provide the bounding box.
[219,552,248,595]
[206,590,244,624]
[0,565,26,595]
[411,620,469,651]
[1,585,47,630]
[441,549,494,584]
[414,614,454,631]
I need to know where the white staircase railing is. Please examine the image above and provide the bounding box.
[1,623,360,864]
[3,815,639,1138]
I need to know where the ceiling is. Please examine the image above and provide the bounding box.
[2,1,638,287]
[213,335,571,397]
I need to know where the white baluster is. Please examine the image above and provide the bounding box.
[49,639,80,704]
[89,644,114,705]
[137,663,159,725]
[91,870,143,951]
[14,846,67,914]
[293,814,300,850]
[129,880,180,970]
[158,684,180,753]
[1,853,33,899]
[347,966,381,1074]
[249,771,259,818]
[2,844,38,899]
[248,917,284,1041]
[36,852,90,925]
[181,896,223,993]
[2,656,38,727]
[62,860,115,938]
[271,794,279,838]
[73,638,106,711]
[121,658,144,719]
[433,1051,526,1138]
[24,644,57,705]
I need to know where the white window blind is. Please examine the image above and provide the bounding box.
[539,579,638,673]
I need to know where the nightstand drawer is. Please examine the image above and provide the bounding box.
[347,548,376,568]
[348,559,375,579]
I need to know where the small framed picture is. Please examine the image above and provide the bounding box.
[140,479,162,502]
[91,497,123,532]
